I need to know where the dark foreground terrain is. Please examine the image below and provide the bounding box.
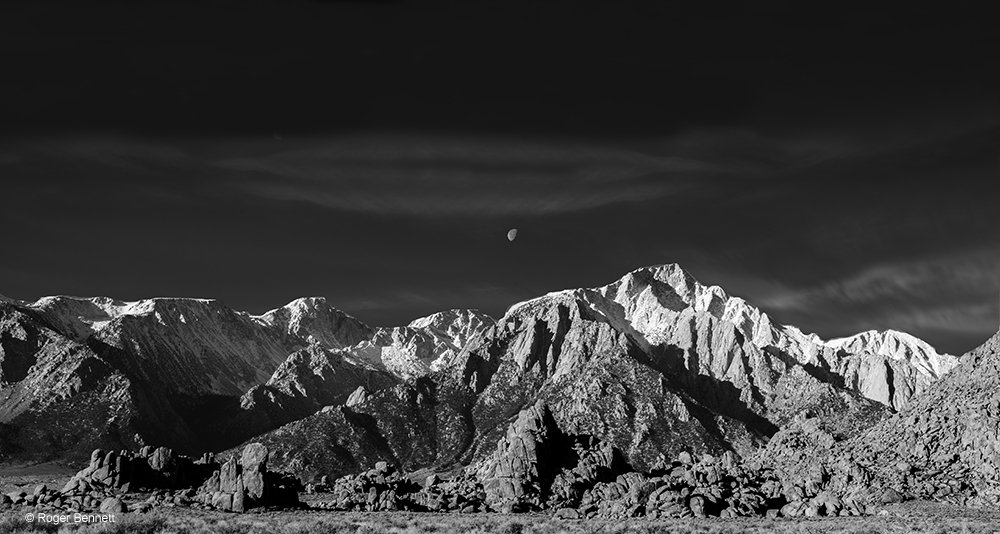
[4,464,1000,533]
[3,503,1000,534]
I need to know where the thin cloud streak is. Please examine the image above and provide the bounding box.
[747,250,1000,352]
[212,137,750,217]
[759,252,1000,312]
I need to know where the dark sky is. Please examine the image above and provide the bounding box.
[1,1,999,354]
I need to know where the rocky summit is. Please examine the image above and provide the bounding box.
[1,263,978,520]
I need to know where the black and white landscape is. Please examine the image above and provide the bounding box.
[3,1,1000,532]
[1,264,998,523]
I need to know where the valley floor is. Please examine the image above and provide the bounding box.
[2,502,1000,533]
[4,466,1000,533]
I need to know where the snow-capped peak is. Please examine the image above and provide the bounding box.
[503,289,579,319]
[255,296,373,349]
[826,329,959,378]
[607,264,955,370]
[343,308,496,381]
[25,295,143,340]
[498,262,957,410]
[407,309,496,340]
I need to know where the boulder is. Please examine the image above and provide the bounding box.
[241,442,269,502]
[149,447,174,472]
[232,478,246,513]
[879,488,904,504]
[90,449,105,468]
[555,507,582,519]
[220,457,240,493]
[781,501,805,517]
[688,495,706,518]
[212,491,233,511]
[99,497,127,513]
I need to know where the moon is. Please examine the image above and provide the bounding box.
[507,228,518,242]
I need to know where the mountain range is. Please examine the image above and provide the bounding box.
[0,264,960,486]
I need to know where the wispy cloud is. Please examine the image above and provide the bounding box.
[752,250,1000,349]
[759,252,1000,312]
[212,136,743,216]
[876,302,997,334]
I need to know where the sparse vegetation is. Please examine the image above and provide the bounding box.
[2,507,1000,534]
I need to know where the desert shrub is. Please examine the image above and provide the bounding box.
[0,515,60,533]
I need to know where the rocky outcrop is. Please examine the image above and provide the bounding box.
[2,484,122,515]
[62,446,217,495]
[312,418,871,519]
[52,443,298,514]
[312,461,422,511]
[466,401,868,518]
[475,401,562,512]
[196,443,299,512]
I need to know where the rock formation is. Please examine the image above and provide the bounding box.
[47,443,298,515]
[308,401,872,518]
[475,401,562,512]
[312,461,423,512]
[196,443,299,512]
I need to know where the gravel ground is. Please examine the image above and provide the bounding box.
[2,500,1000,533]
